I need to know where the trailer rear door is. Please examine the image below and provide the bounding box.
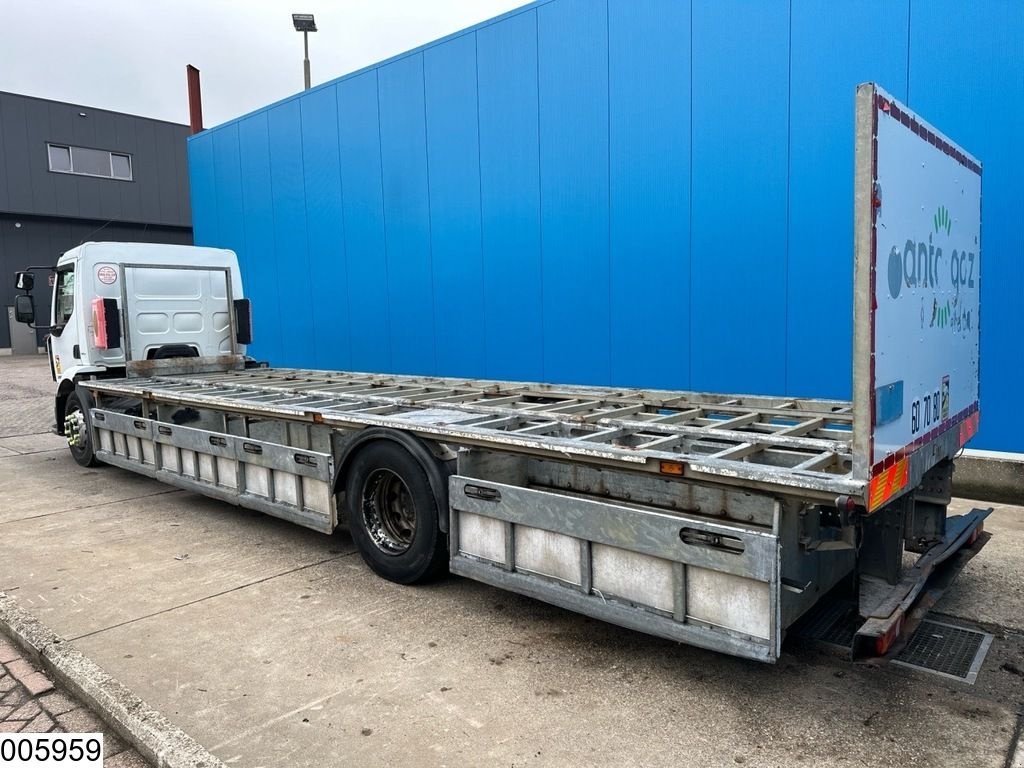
[852,83,982,510]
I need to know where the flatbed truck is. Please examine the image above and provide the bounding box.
[11,84,988,663]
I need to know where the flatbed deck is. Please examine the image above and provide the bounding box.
[85,367,861,501]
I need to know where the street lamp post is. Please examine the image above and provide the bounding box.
[292,13,317,90]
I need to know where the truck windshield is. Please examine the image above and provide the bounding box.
[54,268,75,327]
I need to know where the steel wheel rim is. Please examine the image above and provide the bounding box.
[362,469,416,555]
[67,406,89,455]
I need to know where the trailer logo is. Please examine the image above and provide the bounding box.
[885,205,976,308]
[928,293,972,332]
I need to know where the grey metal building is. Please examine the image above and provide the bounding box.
[0,91,192,352]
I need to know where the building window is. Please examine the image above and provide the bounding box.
[46,143,133,181]
[110,153,132,180]
[48,144,71,172]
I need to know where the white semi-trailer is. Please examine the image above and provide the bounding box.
[12,85,987,662]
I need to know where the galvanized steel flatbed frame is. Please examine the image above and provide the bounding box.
[84,366,861,502]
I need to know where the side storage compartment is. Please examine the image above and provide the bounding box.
[90,408,337,532]
[448,474,783,662]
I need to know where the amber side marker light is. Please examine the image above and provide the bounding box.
[659,460,685,476]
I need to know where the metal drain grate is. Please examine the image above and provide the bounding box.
[892,620,993,683]
[794,599,860,649]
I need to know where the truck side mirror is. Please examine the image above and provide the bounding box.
[14,271,34,291]
[14,294,35,325]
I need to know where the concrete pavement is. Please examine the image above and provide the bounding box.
[0,355,1022,767]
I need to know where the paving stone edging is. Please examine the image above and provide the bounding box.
[0,592,226,768]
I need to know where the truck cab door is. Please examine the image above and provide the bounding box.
[48,263,80,377]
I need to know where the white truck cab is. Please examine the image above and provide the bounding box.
[13,242,251,456]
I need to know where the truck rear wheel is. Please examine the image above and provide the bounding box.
[345,441,448,584]
[65,391,100,468]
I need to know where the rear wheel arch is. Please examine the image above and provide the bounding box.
[333,428,455,533]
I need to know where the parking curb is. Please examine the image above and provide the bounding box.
[0,592,226,768]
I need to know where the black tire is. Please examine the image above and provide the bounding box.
[65,390,100,468]
[345,441,448,584]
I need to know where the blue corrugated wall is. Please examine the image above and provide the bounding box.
[188,0,1023,451]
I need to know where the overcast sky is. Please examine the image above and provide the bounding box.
[0,0,531,126]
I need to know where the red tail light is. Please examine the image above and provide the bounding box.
[875,615,904,656]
